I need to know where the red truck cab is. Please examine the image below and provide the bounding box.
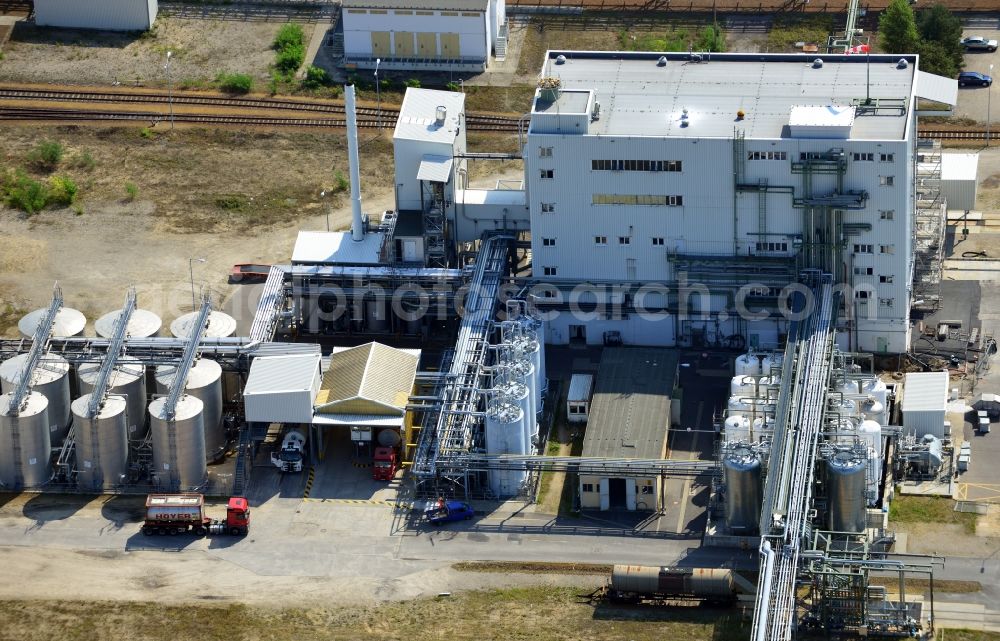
[226,497,250,533]
[373,447,399,481]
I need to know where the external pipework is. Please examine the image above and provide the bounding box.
[344,84,365,242]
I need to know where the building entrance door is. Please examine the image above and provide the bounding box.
[608,477,627,509]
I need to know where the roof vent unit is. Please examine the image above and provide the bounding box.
[813,58,824,68]
[555,54,567,65]
[680,108,690,128]
[591,101,601,122]
[435,105,447,125]
[657,56,668,66]
[897,58,909,69]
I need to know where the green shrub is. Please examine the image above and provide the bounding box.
[273,23,304,51]
[5,171,49,215]
[216,72,254,94]
[26,140,63,170]
[124,182,138,201]
[302,65,330,89]
[405,78,421,88]
[275,43,305,74]
[48,175,77,206]
[72,150,96,171]
[446,81,461,92]
[139,127,155,139]
[268,76,279,95]
[333,170,349,192]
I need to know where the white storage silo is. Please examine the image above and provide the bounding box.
[506,357,536,440]
[860,397,887,426]
[730,375,755,397]
[723,415,751,442]
[149,395,207,491]
[73,394,129,491]
[827,450,868,533]
[0,353,72,446]
[18,307,86,338]
[95,308,162,339]
[497,378,532,451]
[516,316,545,412]
[761,352,783,374]
[860,376,889,407]
[484,395,526,498]
[735,353,761,376]
[859,420,883,505]
[77,359,147,440]
[155,358,225,461]
[170,311,237,339]
[0,391,52,488]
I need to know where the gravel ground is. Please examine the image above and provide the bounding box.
[0,17,285,87]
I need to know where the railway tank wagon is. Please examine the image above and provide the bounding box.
[608,565,737,603]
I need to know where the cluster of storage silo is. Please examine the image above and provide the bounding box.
[0,304,234,492]
[724,351,783,444]
[824,373,889,508]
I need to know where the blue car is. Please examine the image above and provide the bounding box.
[425,500,474,525]
[958,71,992,87]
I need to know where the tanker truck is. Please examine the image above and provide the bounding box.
[142,494,249,536]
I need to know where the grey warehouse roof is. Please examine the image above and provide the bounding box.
[535,52,943,140]
[343,0,488,9]
[902,371,948,413]
[394,87,465,145]
[581,348,678,459]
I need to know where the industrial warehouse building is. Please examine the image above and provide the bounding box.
[578,348,678,511]
[340,0,507,71]
[524,52,958,354]
[34,0,158,31]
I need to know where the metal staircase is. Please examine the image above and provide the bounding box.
[495,21,508,61]
[912,140,945,313]
[423,198,447,268]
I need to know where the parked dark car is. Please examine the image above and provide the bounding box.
[958,71,993,87]
[424,500,474,525]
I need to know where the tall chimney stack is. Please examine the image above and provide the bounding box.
[345,84,364,242]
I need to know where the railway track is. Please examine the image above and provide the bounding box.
[0,87,522,131]
[920,129,995,140]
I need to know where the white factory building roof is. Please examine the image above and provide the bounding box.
[533,52,956,140]
[394,88,466,144]
[941,153,979,181]
[343,0,488,8]
[902,371,949,413]
[243,353,323,424]
[291,231,385,265]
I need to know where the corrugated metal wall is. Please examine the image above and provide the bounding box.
[35,0,156,31]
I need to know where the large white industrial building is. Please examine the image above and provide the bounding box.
[34,0,158,31]
[341,0,507,71]
[522,51,958,354]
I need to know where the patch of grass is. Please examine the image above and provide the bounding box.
[273,23,305,76]
[213,193,251,211]
[273,23,305,52]
[405,78,421,88]
[139,127,156,140]
[869,576,980,594]
[124,182,138,201]
[766,15,835,53]
[302,65,330,90]
[70,150,96,171]
[25,140,64,171]
[618,24,726,52]
[0,592,750,641]
[47,175,77,206]
[453,561,612,575]
[2,170,48,214]
[215,72,254,94]
[938,631,1000,641]
[889,495,978,534]
[333,170,349,193]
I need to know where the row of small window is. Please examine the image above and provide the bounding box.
[592,194,684,206]
[346,9,479,16]
[590,159,683,172]
[581,483,654,494]
[855,291,896,307]
[755,242,788,253]
[853,267,895,283]
[541,236,667,249]
[747,151,895,162]
[853,243,894,255]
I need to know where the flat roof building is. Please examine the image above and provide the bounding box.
[579,348,678,511]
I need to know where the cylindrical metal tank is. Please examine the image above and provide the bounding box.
[0,353,72,446]
[835,378,859,396]
[376,428,401,448]
[730,375,755,397]
[149,395,207,491]
[77,359,147,440]
[0,391,51,488]
[827,450,868,532]
[727,396,762,419]
[610,565,735,599]
[516,322,545,412]
[860,397,887,426]
[18,307,86,338]
[752,416,775,440]
[95,308,162,339]
[155,358,224,461]
[169,311,237,339]
[830,417,858,445]
[507,357,536,442]
[735,353,761,376]
[723,415,751,442]
[497,379,532,450]
[860,376,889,407]
[72,394,129,491]
[921,433,943,473]
[832,398,857,418]
[761,352,783,374]
[859,420,883,506]
[723,446,762,534]
[755,375,780,398]
[484,395,526,498]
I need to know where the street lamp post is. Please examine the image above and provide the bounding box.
[989,64,994,147]
[189,257,206,311]
[164,50,175,131]
[320,189,330,231]
[374,57,382,129]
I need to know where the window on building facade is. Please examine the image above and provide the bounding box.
[856,290,870,299]
[880,153,894,162]
[542,237,556,246]
[541,203,555,213]
[594,236,607,245]
[543,266,557,276]
[853,152,874,162]
[880,244,895,254]
[879,175,894,186]
[641,485,653,495]
[539,147,553,158]
[748,151,787,161]
[854,266,873,275]
[879,274,894,283]
[618,236,630,245]
[591,159,682,172]
[592,194,683,206]
[853,244,873,254]
[652,237,665,246]
[879,210,894,220]
[755,241,788,253]
[540,169,554,179]
[582,484,595,493]
[879,297,894,308]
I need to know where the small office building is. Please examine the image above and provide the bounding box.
[566,373,594,424]
[578,349,678,511]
